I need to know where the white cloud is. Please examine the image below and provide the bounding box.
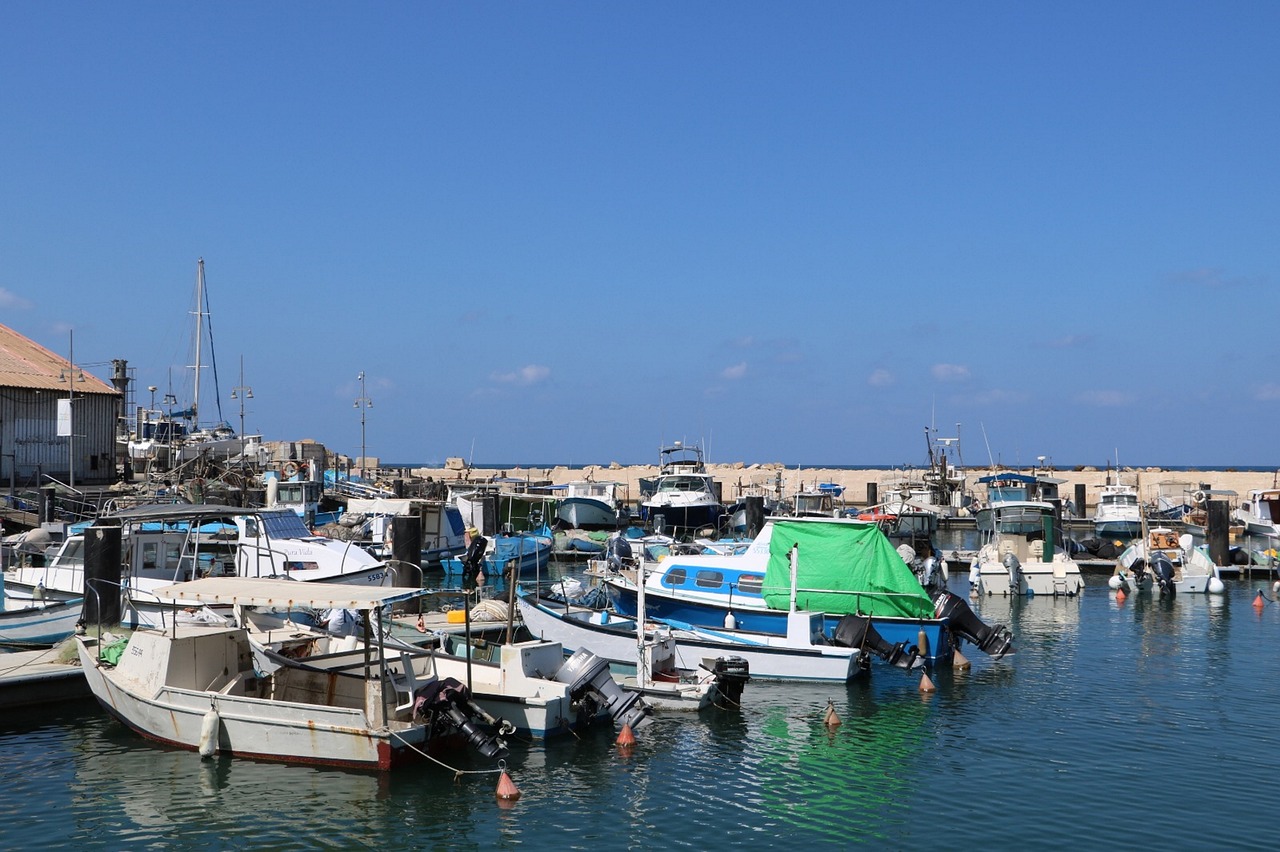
[931,363,970,381]
[722,362,747,380]
[868,368,894,387]
[492,364,550,385]
[1075,390,1132,407]
[0,288,31,309]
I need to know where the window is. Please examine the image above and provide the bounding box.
[661,568,687,587]
[694,570,724,589]
[736,574,764,595]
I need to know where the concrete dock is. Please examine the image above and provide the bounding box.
[0,644,89,711]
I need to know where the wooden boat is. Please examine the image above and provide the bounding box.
[76,579,514,770]
[0,596,84,647]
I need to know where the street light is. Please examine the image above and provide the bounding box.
[230,356,253,469]
[354,371,372,480]
[58,330,85,489]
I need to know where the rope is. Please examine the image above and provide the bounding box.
[388,730,507,777]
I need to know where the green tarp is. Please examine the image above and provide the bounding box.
[762,520,935,618]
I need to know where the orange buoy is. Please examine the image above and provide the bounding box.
[953,649,970,670]
[1115,588,1127,604]
[919,672,936,693]
[496,769,521,803]
[616,723,636,748]
[1254,591,1266,611]
[823,699,841,728]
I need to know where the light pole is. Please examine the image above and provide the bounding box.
[58,330,85,489]
[230,357,253,469]
[354,371,372,480]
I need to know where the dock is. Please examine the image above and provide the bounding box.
[0,644,90,711]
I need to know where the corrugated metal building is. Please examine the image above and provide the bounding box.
[0,323,121,486]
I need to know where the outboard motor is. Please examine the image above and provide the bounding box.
[920,555,939,592]
[606,535,633,573]
[705,655,751,706]
[1002,552,1023,594]
[1151,552,1177,596]
[830,613,923,670]
[932,591,1015,660]
[553,648,652,731]
[413,677,508,759]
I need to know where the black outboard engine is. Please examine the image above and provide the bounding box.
[1151,552,1177,596]
[932,591,1015,660]
[606,535,633,573]
[413,677,508,759]
[830,613,923,670]
[705,655,751,706]
[553,648,652,731]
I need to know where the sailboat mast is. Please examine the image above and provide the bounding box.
[191,258,205,427]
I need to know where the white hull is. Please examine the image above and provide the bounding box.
[519,592,861,682]
[969,540,1084,597]
[0,598,84,645]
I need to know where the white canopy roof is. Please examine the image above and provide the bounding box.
[154,577,429,609]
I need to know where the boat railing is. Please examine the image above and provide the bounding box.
[759,582,931,609]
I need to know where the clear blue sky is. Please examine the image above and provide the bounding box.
[2,4,1277,468]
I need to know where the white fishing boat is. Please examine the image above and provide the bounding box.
[76,579,512,770]
[1108,528,1226,597]
[968,529,1084,597]
[639,442,725,534]
[0,595,84,647]
[973,467,1066,534]
[1235,488,1280,539]
[555,480,628,530]
[1092,482,1143,541]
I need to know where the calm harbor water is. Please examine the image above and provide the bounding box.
[2,564,1278,850]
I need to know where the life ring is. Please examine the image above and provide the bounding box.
[283,461,300,478]
[1192,490,1206,505]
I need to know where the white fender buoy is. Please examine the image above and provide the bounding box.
[1107,574,1122,590]
[724,611,737,630]
[1208,575,1225,595]
[199,708,221,758]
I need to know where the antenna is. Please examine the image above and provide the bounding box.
[980,422,995,468]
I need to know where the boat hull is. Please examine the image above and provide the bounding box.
[0,598,84,646]
[557,498,619,531]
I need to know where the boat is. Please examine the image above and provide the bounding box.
[4,503,398,627]
[1092,482,1143,542]
[968,517,1084,597]
[790,482,845,518]
[973,467,1066,534]
[0,594,84,647]
[445,489,555,578]
[555,480,629,530]
[1235,488,1280,539]
[230,583,653,738]
[877,425,972,518]
[75,579,514,770]
[1108,528,1226,597]
[601,516,1014,664]
[519,581,918,683]
[638,441,726,535]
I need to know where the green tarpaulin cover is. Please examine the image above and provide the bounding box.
[100,637,130,666]
[763,520,934,618]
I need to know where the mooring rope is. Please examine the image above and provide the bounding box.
[388,730,507,779]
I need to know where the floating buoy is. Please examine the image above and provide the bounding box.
[953,649,970,670]
[198,707,220,758]
[1272,580,1280,597]
[496,768,521,803]
[1208,576,1225,595]
[919,672,936,693]
[616,723,636,748]
[823,700,841,728]
[1107,574,1122,590]
[1254,591,1266,611]
[1115,588,1127,604]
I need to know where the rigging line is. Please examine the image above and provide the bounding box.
[201,270,225,424]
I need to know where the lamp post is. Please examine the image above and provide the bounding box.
[354,371,372,480]
[58,330,85,489]
[230,357,253,469]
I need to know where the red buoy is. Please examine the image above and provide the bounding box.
[953,649,971,671]
[823,700,841,728]
[1254,591,1266,611]
[1116,588,1127,604]
[919,672,936,693]
[616,723,636,747]
[496,770,521,803]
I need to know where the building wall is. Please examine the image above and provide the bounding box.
[0,386,119,486]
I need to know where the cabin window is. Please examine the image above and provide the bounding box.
[736,574,764,595]
[662,568,687,587]
[244,518,259,537]
[695,570,725,589]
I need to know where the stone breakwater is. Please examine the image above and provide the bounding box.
[406,462,1277,513]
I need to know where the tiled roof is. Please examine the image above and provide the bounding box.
[0,323,120,395]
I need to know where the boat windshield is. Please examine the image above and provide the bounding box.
[657,476,709,493]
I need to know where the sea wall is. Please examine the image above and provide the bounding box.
[406,462,1276,512]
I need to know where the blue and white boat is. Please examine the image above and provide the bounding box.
[0,595,84,647]
[1092,483,1143,541]
[639,442,725,534]
[602,516,1014,665]
[555,480,628,530]
[974,468,1066,534]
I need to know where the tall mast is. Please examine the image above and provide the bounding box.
[191,258,205,427]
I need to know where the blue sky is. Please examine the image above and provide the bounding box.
[2,4,1277,468]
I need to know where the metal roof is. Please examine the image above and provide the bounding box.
[154,577,431,609]
[0,323,119,394]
